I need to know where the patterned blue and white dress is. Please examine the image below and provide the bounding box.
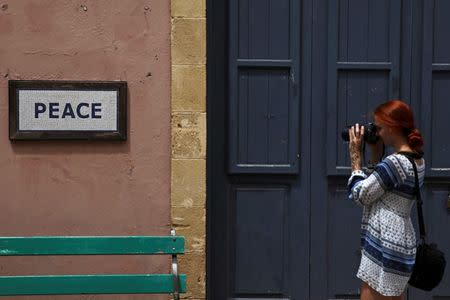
[347,153,425,296]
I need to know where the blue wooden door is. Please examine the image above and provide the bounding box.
[225,0,310,299]
[207,0,450,299]
[408,1,450,299]
[311,1,450,299]
[312,1,410,298]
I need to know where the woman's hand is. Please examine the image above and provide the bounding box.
[349,124,364,171]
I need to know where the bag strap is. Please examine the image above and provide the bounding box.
[398,151,426,241]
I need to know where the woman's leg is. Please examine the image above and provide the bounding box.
[360,282,406,300]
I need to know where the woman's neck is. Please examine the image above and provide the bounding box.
[396,147,414,153]
[392,138,413,153]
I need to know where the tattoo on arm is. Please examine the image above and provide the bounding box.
[350,148,362,171]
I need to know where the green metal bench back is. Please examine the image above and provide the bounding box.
[0,236,184,255]
[0,236,186,296]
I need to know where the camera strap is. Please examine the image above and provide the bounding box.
[398,151,426,242]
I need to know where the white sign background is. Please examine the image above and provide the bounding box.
[18,90,118,131]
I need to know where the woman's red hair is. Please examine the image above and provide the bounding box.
[374,100,424,153]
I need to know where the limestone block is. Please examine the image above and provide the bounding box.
[172,206,205,253]
[172,18,206,65]
[172,65,206,112]
[172,0,205,18]
[179,252,206,299]
[172,113,206,159]
[171,159,206,208]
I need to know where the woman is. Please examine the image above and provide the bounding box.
[347,100,425,299]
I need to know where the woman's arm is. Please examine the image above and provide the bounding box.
[348,124,364,171]
[348,155,405,206]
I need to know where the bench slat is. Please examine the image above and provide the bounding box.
[0,274,187,295]
[0,236,184,255]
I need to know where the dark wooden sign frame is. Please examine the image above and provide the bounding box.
[9,80,127,140]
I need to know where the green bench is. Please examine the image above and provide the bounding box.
[0,231,186,298]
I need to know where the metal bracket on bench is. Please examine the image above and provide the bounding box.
[171,229,180,300]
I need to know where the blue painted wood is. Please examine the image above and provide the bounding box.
[206,0,230,298]
[368,0,390,62]
[336,70,390,169]
[431,73,450,169]
[327,0,403,176]
[322,0,415,298]
[400,0,413,105]
[419,0,450,178]
[269,0,290,59]
[432,64,450,71]
[237,69,291,165]
[237,59,293,67]
[409,185,450,300]
[347,0,369,61]
[268,71,290,164]
[433,0,450,63]
[414,16,450,300]
[247,70,269,164]
[228,0,300,174]
[337,0,348,62]
[336,62,392,70]
[233,186,287,294]
[294,1,313,299]
[424,185,450,297]
[209,1,450,300]
[217,1,308,299]
[310,1,340,298]
[238,0,249,58]
[388,0,402,98]
[237,0,290,59]
[327,185,361,297]
[326,0,340,177]
[248,0,269,59]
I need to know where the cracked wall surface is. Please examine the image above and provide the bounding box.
[171,0,207,299]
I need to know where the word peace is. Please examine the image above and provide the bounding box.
[34,102,102,119]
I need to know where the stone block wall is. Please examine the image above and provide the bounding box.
[171,0,206,299]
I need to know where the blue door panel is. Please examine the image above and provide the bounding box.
[426,186,450,297]
[340,0,391,62]
[327,186,362,297]
[223,1,308,299]
[336,70,390,169]
[421,0,450,177]
[431,0,450,168]
[237,69,290,165]
[238,0,290,59]
[229,0,300,174]
[410,0,450,273]
[431,73,450,169]
[433,0,450,63]
[326,0,402,176]
[233,186,287,295]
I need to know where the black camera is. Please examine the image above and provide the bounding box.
[341,122,379,144]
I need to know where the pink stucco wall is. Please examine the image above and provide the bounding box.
[0,1,171,298]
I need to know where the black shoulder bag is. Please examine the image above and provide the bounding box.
[400,152,446,291]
